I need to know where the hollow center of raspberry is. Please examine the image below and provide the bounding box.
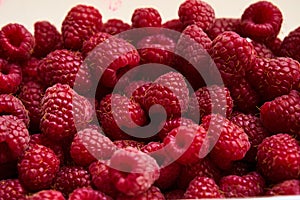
[252,10,271,24]
[0,66,10,75]
[7,33,23,48]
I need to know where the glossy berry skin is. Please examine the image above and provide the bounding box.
[0,58,22,94]
[18,144,60,191]
[131,8,162,28]
[207,18,241,40]
[0,179,27,200]
[116,186,165,200]
[280,26,300,62]
[251,40,274,58]
[266,179,300,196]
[162,19,185,32]
[178,0,215,31]
[113,140,145,150]
[0,23,34,61]
[260,90,300,136]
[102,19,130,35]
[28,190,65,200]
[62,4,103,50]
[184,176,224,199]
[69,187,112,200]
[257,134,300,183]
[21,57,40,83]
[82,32,111,58]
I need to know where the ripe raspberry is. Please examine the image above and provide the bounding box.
[251,40,274,58]
[184,176,224,199]
[0,179,27,200]
[62,4,103,50]
[0,58,22,94]
[266,179,300,196]
[266,37,282,56]
[247,57,300,101]
[131,8,162,28]
[113,140,145,150]
[0,94,29,127]
[219,172,265,198]
[102,19,130,35]
[18,81,44,132]
[162,19,185,32]
[82,32,111,58]
[0,115,29,164]
[223,160,253,176]
[97,94,147,140]
[230,113,269,162]
[69,187,112,200]
[123,80,150,98]
[18,144,60,191]
[130,82,152,108]
[260,90,300,136]
[178,0,215,31]
[116,186,164,200]
[257,134,300,182]
[109,147,160,196]
[70,128,115,167]
[280,26,300,62]
[40,83,93,141]
[28,190,65,200]
[202,114,250,169]
[53,166,91,196]
[33,21,63,58]
[164,190,185,200]
[0,23,34,61]
[240,1,283,42]
[181,24,212,50]
[21,57,40,83]
[207,18,241,40]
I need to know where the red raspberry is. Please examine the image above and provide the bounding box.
[0,23,34,61]
[62,4,103,50]
[97,94,147,140]
[123,80,150,98]
[21,57,40,83]
[29,190,65,200]
[33,21,63,58]
[247,57,300,101]
[230,113,269,162]
[164,190,185,200]
[257,133,300,183]
[102,19,130,35]
[113,140,145,150]
[0,115,29,164]
[69,187,112,200]
[178,0,215,31]
[18,81,44,132]
[0,179,27,200]
[0,58,22,94]
[0,94,29,127]
[223,160,253,176]
[18,144,60,191]
[266,37,282,56]
[162,19,185,32]
[70,128,115,167]
[202,114,250,170]
[207,18,241,40]
[130,82,152,108]
[219,172,265,198]
[251,40,274,58]
[53,166,91,196]
[184,176,224,199]
[109,147,160,196]
[82,32,111,58]
[280,26,300,62]
[260,90,300,136]
[241,1,282,42]
[177,157,221,189]
[40,83,93,141]
[266,179,300,196]
[116,186,164,200]
[131,8,162,28]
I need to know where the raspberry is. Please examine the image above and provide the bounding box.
[18,81,44,132]
[0,58,22,94]
[280,26,300,62]
[131,8,162,28]
[123,80,150,98]
[230,113,269,162]
[33,21,63,58]
[116,186,165,200]
[40,83,92,141]
[102,19,130,35]
[266,37,282,56]
[69,187,112,200]
[240,1,283,42]
[178,0,215,31]
[260,90,300,136]
[0,94,29,127]
[97,94,147,140]
[62,4,103,50]
[247,57,300,101]
[0,115,30,164]
[0,179,27,200]
[21,57,40,83]
[207,18,241,40]
[162,19,185,32]
[70,128,115,167]
[0,23,34,61]
[164,190,185,200]
[183,176,224,199]
[219,172,265,198]
[266,179,300,196]
[113,140,145,150]
[109,147,160,196]
[223,160,253,176]
[18,144,60,191]
[202,114,250,169]
[257,133,300,183]
[82,32,111,58]
[53,166,91,196]
[251,40,274,58]
[28,190,65,200]
[130,82,152,108]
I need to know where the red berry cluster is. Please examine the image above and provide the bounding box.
[0,1,300,199]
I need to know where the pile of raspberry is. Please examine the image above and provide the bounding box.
[0,0,300,199]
